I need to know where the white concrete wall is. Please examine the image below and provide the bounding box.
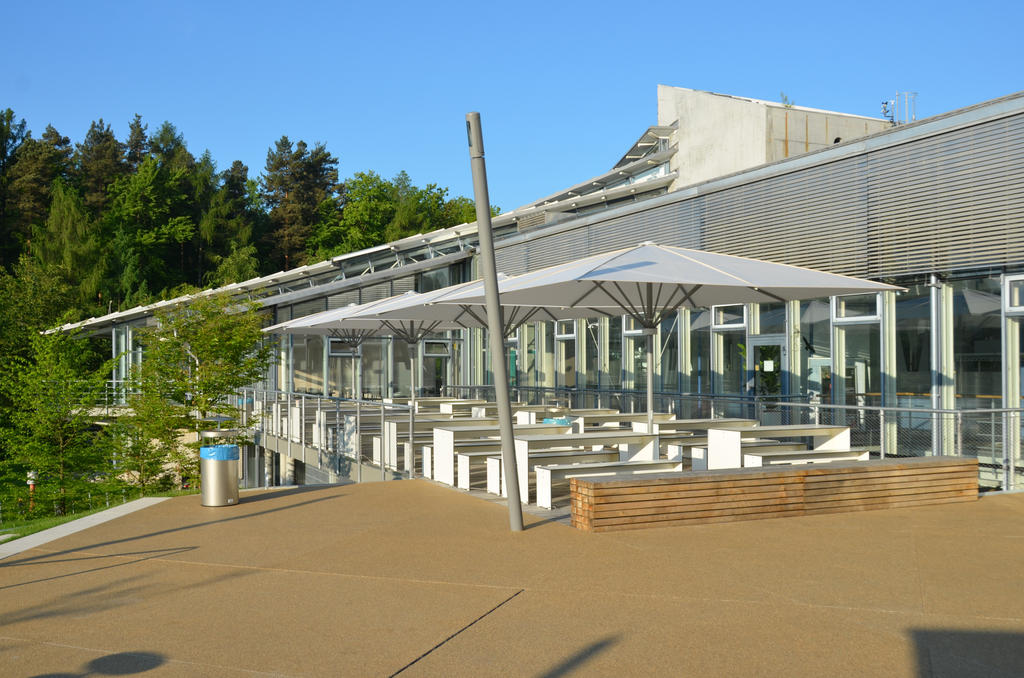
[658,86,767,189]
[657,85,891,191]
[765,107,891,160]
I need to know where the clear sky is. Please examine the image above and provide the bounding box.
[4,0,1021,212]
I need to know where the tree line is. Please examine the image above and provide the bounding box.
[0,107,486,323]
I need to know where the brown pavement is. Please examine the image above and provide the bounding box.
[1,480,1022,677]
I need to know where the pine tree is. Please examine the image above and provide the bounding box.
[74,119,127,216]
[125,114,149,171]
[0,108,29,268]
[261,137,341,270]
[6,125,73,258]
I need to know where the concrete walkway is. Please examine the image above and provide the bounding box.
[0,497,169,560]
[0,481,1022,677]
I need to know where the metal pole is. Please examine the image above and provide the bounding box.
[467,112,524,531]
[645,328,655,433]
[956,410,963,458]
[381,401,387,480]
[409,342,418,478]
[879,409,886,459]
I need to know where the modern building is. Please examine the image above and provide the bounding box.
[63,86,1024,489]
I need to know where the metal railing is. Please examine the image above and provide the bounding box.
[238,388,417,486]
[442,384,1024,491]
[239,385,1023,492]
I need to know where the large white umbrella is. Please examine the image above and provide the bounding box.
[438,242,904,430]
[265,293,472,403]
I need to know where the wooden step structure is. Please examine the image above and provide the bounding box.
[570,457,979,533]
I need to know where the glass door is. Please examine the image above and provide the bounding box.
[748,334,787,423]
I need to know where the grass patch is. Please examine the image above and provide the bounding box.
[0,488,199,543]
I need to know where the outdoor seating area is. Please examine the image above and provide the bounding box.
[246,390,992,522]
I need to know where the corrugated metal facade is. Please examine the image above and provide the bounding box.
[496,105,1024,281]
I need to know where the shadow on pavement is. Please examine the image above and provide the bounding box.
[4,566,254,628]
[0,490,344,569]
[911,629,1024,678]
[31,650,165,677]
[536,635,620,678]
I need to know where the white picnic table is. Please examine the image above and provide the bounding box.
[492,431,659,504]
[696,424,853,470]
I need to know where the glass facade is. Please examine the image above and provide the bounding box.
[952,276,1002,406]
[894,284,931,403]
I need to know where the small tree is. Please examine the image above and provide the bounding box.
[131,293,273,487]
[0,331,113,515]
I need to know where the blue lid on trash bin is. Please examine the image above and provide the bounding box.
[200,444,239,461]
[542,417,572,425]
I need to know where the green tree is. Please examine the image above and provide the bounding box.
[125,114,149,171]
[31,179,105,313]
[200,160,262,286]
[0,331,113,515]
[308,170,495,261]
[5,125,73,260]
[131,293,273,486]
[261,136,341,270]
[73,119,127,216]
[0,108,29,268]
[103,156,196,306]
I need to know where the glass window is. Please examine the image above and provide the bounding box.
[713,305,745,327]
[328,353,358,398]
[393,340,412,396]
[799,299,830,397]
[538,322,555,389]
[756,302,786,335]
[660,314,679,391]
[952,277,1001,405]
[417,267,452,293]
[690,310,711,393]
[557,327,576,389]
[1008,277,1024,311]
[361,339,386,398]
[520,323,537,388]
[584,319,601,388]
[606,317,622,389]
[838,324,880,405]
[715,330,746,394]
[835,293,879,319]
[293,335,323,394]
[623,316,644,335]
[895,284,931,399]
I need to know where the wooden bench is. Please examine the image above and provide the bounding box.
[741,446,870,467]
[537,459,687,509]
[570,456,979,532]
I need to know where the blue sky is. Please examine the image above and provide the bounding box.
[4,1,1021,212]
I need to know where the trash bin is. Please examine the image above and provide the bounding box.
[200,444,239,507]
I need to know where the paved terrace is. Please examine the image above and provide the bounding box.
[1,481,1022,677]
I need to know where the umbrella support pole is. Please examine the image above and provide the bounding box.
[644,328,656,434]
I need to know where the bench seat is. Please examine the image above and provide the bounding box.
[536,459,686,509]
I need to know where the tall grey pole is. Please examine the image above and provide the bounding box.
[466,112,524,532]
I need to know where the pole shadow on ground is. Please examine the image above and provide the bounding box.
[31,650,165,677]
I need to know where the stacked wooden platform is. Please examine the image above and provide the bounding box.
[570,456,979,532]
